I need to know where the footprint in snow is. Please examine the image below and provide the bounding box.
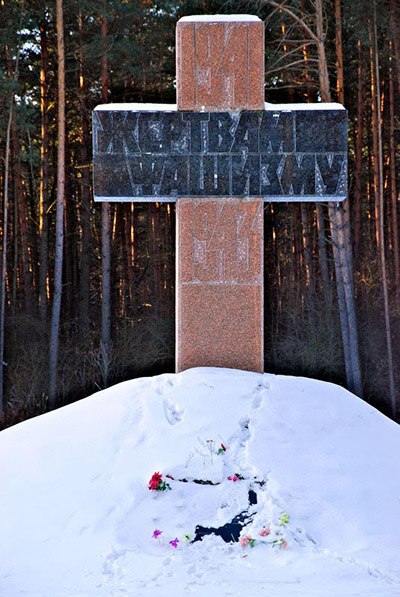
[239,416,251,441]
[251,382,270,410]
[156,378,175,396]
[163,397,184,425]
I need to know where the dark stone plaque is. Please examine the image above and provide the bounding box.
[93,107,347,201]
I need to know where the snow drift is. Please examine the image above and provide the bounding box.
[1,368,399,596]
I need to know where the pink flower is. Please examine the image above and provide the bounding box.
[152,529,162,539]
[281,539,288,549]
[169,538,179,548]
[239,535,252,547]
[227,474,238,482]
[259,527,271,537]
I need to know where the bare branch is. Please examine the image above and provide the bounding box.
[265,80,319,89]
[273,41,314,62]
[264,0,291,24]
[266,57,320,75]
[267,38,313,67]
[262,0,319,42]
[269,39,317,45]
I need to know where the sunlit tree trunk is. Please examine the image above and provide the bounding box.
[335,0,344,103]
[124,204,135,306]
[315,0,330,103]
[389,44,399,298]
[39,21,49,324]
[9,118,33,315]
[300,203,314,294]
[354,40,365,263]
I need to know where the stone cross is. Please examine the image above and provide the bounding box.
[93,15,347,374]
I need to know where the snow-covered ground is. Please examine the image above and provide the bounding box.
[1,368,399,596]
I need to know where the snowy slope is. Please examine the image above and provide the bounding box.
[1,368,399,597]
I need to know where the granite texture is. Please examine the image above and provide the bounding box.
[93,109,348,201]
[174,16,265,373]
[176,198,263,372]
[176,19,264,111]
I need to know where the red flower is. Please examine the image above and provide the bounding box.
[148,472,163,490]
[148,471,171,491]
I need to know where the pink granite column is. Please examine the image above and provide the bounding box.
[176,16,264,373]
[176,17,264,111]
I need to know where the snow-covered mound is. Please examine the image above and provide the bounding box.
[1,368,400,596]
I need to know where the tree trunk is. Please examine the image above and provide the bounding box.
[5,39,34,316]
[389,0,400,98]
[301,16,330,305]
[334,0,354,290]
[39,22,50,323]
[124,204,135,307]
[328,203,354,391]
[354,40,365,262]
[0,96,13,416]
[78,14,91,336]
[63,148,74,321]
[370,6,396,417]
[101,202,111,385]
[100,0,111,386]
[315,0,362,396]
[49,0,66,407]
[316,204,331,305]
[334,204,363,396]
[11,178,18,315]
[389,43,399,298]
[300,203,314,294]
[10,121,34,315]
[315,0,331,102]
[335,0,344,104]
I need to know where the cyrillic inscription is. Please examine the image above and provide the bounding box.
[93,108,347,201]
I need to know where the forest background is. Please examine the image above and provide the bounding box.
[0,0,399,428]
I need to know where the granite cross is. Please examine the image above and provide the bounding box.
[93,14,347,374]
